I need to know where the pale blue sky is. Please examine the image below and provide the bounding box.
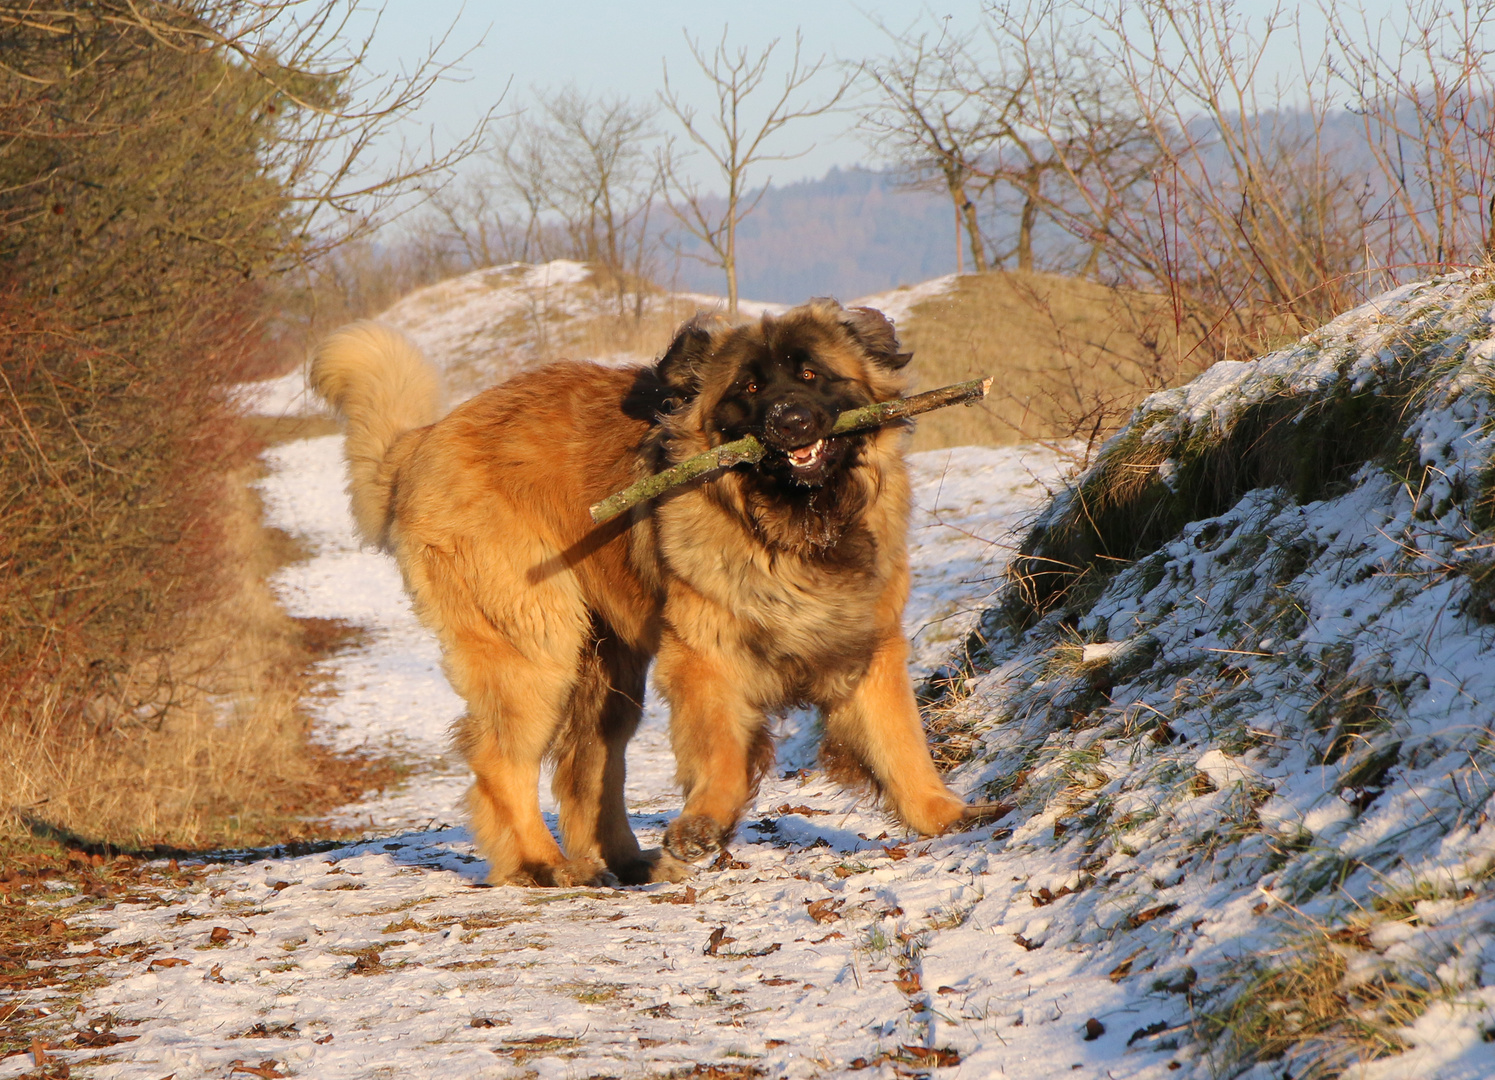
[347,1,1404,192]
[353,1,983,186]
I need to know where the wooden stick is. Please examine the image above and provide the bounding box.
[589,376,993,523]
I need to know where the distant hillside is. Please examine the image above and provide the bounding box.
[666,167,959,303]
[249,260,1178,455]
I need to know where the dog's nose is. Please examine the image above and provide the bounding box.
[767,401,816,444]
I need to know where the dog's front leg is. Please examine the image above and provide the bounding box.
[820,629,966,836]
[654,629,771,863]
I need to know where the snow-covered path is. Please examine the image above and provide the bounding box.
[4,434,1218,1080]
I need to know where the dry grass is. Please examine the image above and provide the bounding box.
[897,270,1201,453]
[1206,925,1430,1079]
[0,421,399,852]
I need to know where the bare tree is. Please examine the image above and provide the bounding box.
[543,88,667,311]
[860,10,1151,277]
[426,87,667,314]
[1329,0,1495,272]
[860,24,1002,273]
[660,29,852,315]
[1048,0,1376,369]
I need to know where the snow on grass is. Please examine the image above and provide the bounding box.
[232,260,923,421]
[935,270,1495,1079]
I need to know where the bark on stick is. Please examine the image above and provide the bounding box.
[589,376,992,523]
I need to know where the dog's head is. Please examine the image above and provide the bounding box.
[647,300,911,488]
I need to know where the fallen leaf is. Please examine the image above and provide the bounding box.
[710,851,749,871]
[805,898,844,924]
[1109,946,1146,982]
[811,932,844,944]
[30,1039,49,1066]
[728,942,782,958]
[893,969,922,995]
[1014,933,1041,951]
[315,1034,334,1044]
[208,963,225,983]
[651,886,697,905]
[900,1045,962,1066]
[229,1061,288,1079]
[703,926,736,956]
[775,803,830,817]
[148,957,191,970]
[1128,1020,1169,1046]
[1031,884,1074,907]
[1084,1017,1106,1041]
[760,977,796,986]
[881,844,909,860]
[209,926,232,944]
[1127,903,1180,929]
[269,881,293,892]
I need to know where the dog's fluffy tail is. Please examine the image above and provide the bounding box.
[309,321,444,548]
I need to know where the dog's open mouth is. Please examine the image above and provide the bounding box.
[784,438,826,471]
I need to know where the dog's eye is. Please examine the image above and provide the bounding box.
[799,369,816,382]
[745,381,759,394]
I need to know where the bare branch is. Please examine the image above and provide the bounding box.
[659,28,854,314]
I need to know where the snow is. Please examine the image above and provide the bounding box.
[852,274,958,331]
[23,267,1495,1080]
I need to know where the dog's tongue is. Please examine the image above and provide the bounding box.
[788,439,824,467]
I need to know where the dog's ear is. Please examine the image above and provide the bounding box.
[840,305,912,370]
[656,317,715,397]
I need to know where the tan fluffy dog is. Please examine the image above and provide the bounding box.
[311,301,966,886]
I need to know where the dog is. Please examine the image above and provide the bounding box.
[310,300,967,886]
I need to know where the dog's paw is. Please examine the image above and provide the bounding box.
[529,857,618,888]
[902,789,967,836]
[664,814,727,863]
[610,848,695,885]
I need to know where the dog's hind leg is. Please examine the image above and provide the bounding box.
[449,629,609,887]
[819,631,966,837]
[551,624,692,885]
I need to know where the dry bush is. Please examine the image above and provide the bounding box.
[3,450,388,848]
[866,1,1495,458]
[0,1,458,847]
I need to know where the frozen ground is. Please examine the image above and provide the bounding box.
[17,267,1495,1080]
[1,438,1074,1080]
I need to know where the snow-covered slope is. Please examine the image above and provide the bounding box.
[931,271,1495,1079]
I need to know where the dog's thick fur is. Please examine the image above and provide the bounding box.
[311,301,966,886]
